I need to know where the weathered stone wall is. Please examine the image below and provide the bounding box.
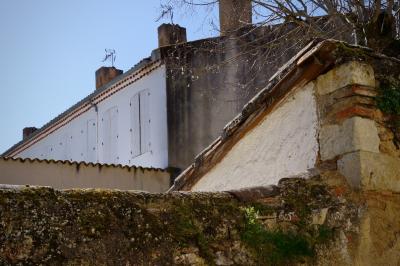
[1,174,399,265]
[316,58,400,192]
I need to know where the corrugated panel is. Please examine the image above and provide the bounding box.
[0,157,167,172]
[130,94,141,157]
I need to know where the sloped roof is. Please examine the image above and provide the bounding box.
[169,39,400,191]
[2,56,162,157]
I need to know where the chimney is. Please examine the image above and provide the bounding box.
[23,127,37,140]
[158,24,187,47]
[219,0,252,35]
[95,66,123,90]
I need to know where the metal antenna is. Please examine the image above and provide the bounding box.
[102,49,116,67]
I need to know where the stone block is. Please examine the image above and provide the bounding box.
[320,117,380,161]
[338,151,400,191]
[316,61,375,95]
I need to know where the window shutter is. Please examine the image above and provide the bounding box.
[130,94,141,157]
[110,107,119,164]
[140,89,150,154]
[102,107,118,163]
[87,119,97,162]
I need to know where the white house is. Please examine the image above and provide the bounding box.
[4,61,168,169]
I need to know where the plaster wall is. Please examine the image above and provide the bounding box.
[17,66,168,169]
[164,23,352,172]
[0,159,170,192]
[191,82,319,191]
[164,33,299,171]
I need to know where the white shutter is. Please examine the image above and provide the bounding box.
[86,119,97,162]
[110,107,119,163]
[130,94,141,157]
[78,122,87,161]
[140,89,150,154]
[102,106,118,164]
[62,134,72,161]
[102,109,111,163]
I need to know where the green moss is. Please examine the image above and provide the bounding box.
[376,78,400,147]
[316,224,335,244]
[250,202,276,216]
[377,82,400,116]
[169,200,216,264]
[335,42,373,62]
[241,207,313,265]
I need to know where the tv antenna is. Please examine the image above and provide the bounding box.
[102,49,116,67]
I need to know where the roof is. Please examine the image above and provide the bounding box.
[169,39,400,191]
[2,54,163,157]
[0,157,166,172]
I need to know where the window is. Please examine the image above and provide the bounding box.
[86,119,97,162]
[101,106,119,163]
[130,89,150,157]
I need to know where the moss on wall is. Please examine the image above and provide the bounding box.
[0,175,398,265]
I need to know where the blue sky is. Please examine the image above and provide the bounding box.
[0,0,218,153]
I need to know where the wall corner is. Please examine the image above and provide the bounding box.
[316,61,400,192]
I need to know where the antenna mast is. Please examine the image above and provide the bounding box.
[102,49,116,67]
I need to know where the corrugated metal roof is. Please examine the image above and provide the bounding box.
[0,156,166,172]
[3,55,163,157]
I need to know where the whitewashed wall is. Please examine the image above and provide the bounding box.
[18,66,168,169]
[191,82,319,191]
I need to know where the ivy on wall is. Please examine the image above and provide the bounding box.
[376,80,400,116]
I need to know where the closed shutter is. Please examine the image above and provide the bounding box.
[110,107,119,163]
[102,106,119,164]
[102,109,111,163]
[130,94,140,157]
[87,119,97,162]
[140,89,150,154]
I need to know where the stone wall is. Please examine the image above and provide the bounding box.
[315,60,400,192]
[1,173,400,265]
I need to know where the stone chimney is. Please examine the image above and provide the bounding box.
[95,67,123,90]
[23,127,37,140]
[158,24,187,47]
[219,0,252,35]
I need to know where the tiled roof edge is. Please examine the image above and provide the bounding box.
[0,156,167,172]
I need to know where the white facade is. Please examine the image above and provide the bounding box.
[192,82,319,191]
[17,65,168,168]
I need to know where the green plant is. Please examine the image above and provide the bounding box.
[376,81,400,116]
[376,80,400,147]
[241,207,313,265]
